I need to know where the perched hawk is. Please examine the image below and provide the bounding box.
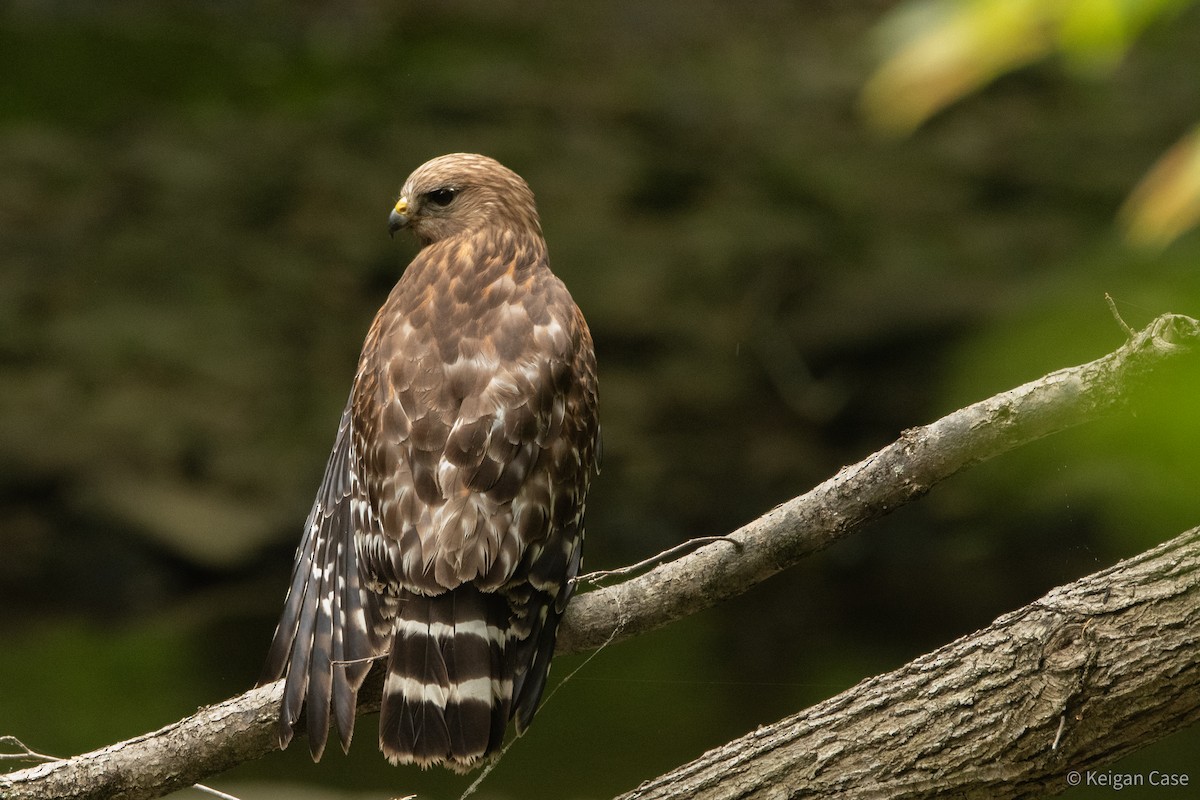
[260,153,600,771]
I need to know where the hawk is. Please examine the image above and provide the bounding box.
[260,153,600,771]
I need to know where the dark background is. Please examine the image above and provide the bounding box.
[1,3,1199,798]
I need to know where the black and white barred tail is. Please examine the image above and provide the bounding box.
[378,583,564,770]
[380,588,508,769]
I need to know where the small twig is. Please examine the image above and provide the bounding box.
[0,736,57,764]
[1051,714,1067,751]
[331,654,387,668]
[192,785,244,800]
[578,536,742,586]
[1105,293,1135,339]
[458,746,503,799]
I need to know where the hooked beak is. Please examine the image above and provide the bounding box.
[388,198,409,238]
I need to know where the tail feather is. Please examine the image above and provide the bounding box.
[379,588,512,771]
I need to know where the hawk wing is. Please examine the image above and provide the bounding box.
[259,398,385,760]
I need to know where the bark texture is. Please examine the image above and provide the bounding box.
[618,526,1200,799]
[1,313,1198,800]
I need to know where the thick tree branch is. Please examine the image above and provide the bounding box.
[557,312,1200,652]
[618,524,1200,799]
[2,312,1198,800]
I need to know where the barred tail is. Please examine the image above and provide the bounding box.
[379,587,514,771]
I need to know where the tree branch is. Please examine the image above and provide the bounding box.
[557,312,1200,653]
[2,312,1198,800]
[617,524,1200,799]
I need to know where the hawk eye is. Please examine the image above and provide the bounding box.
[424,187,459,207]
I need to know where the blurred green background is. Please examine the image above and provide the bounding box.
[1,2,1199,798]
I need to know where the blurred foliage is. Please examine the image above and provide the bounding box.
[1,2,1199,798]
[1122,123,1200,246]
[864,0,1193,132]
[865,0,1200,245]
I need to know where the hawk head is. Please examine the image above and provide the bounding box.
[388,153,542,246]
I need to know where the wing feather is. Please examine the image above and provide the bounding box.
[259,399,385,758]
